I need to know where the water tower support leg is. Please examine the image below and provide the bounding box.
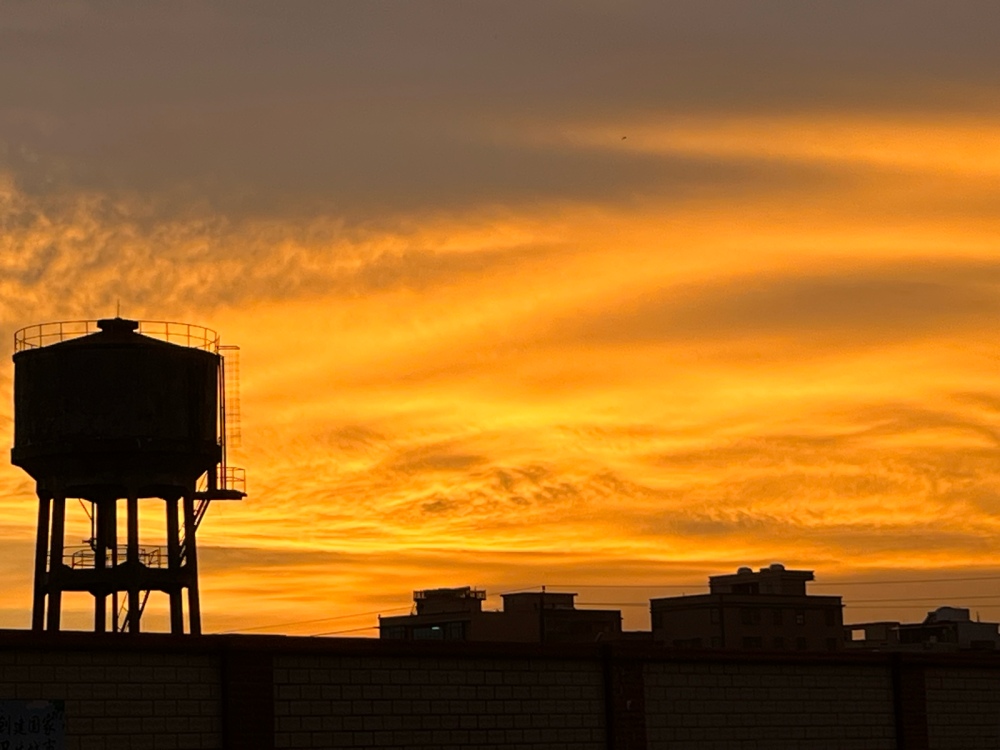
[166,497,184,634]
[183,493,202,635]
[109,500,118,632]
[127,495,140,634]
[31,490,50,632]
[46,493,66,632]
[94,499,107,633]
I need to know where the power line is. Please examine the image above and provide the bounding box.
[218,606,412,634]
[848,603,1000,610]
[485,585,544,597]
[311,625,379,637]
[846,595,1000,604]
[568,594,1000,609]
[307,599,1000,634]
[223,585,543,636]
[219,578,1000,636]
[606,576,972,593]
[816,576,1000,586]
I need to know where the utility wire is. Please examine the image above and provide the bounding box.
[815,575,1000,586]
[221,577,1000,636]
[311,625,380,637]
[569,594,1000,608]
[225,585,543,636]
[545,574,1000,588]
[848,603,1000,609]
[302,585,543,637]
[218,606,412,634]
[847,595,1000,604]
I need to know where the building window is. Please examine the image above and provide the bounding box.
[774,637,785,650]
[413,625,445,641]
[710,608,720,624]
[711,637,722,648]
[825,608,837,627]
[796,637,807,651]
[413,622,466,641]
[742,636,762,649]
[773,609,783,626]
[795,610,806,626]
[673,637,704,648]
[382,626,407,640]
[741,608,760,625]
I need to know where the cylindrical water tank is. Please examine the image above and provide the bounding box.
[11,318,220,484]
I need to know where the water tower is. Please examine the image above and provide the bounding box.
[11,318,245,634]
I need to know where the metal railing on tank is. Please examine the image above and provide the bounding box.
[14,320,220,353]
[63,545,168,569]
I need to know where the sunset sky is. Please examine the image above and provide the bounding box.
[0,2,998,635]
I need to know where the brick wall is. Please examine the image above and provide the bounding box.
[0,631,999,749]
[644,660,895,750]
[0,644,221,750]
[925,666,1000,749]
[273,655,605,749]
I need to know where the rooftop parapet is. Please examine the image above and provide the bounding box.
[709,563,815,596]
[414,587,486,615]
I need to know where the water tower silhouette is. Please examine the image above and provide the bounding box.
[11,317,245,634]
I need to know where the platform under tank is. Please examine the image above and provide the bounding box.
[12,317,220,492]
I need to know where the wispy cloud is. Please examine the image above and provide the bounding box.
[0,2,998,633]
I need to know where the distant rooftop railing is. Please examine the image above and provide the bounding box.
[14,319,220,353]
[414,587,487,601]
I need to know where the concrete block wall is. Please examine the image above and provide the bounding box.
[0,632,999,749]
[644,660,896,750]
[925,666,1000,750]
[273,655,605,750]
[0,646,221,750]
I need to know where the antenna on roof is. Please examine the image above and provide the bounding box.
[116,299,121,317]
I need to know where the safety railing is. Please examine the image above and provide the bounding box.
[414,587,486,601]
[64,545,167,569]
[14,320,220,353]
[196,466,247,494]
[222,466,246,494]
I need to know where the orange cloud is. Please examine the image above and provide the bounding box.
[1,96,999,634]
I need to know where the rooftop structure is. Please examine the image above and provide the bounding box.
[651,564,844,651]
[709,565,814,596]
[414,587,486,615]
[848,607,1000,652]
[380,588,622,643]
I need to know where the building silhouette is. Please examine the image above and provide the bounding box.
[651,564,844,651]
[379,587,623,643]
[847,606,1000,651]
